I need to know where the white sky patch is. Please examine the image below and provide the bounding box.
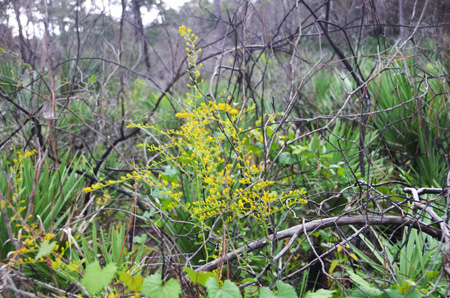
[84,0,189,25]
[5,0,189,38]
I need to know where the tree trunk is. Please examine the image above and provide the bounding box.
[214,0,224,37]
[132,0,151,74]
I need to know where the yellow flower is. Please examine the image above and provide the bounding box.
[179,25,186,36]
[51,258,62,269]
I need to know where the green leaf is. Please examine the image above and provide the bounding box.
[259,287,277,298]
[178,156,190,164]
[81,261,117,295]
[274,281,298,298]
[292,145,308,155]
[328,260,338,275]
[160,174,175,183]
[243,284,259,298]
[164,165,178,177]
[153,189,165,199]
[427,271,440,279]
[259,281,298,298]
[143,209,156,219]
[345,289,368,298]
[205,277,242,298]
[246,144,262,157]
[348,271,382,296]
[134,234,148,244]
[304,289,335,298]
[35,240,56,260]
[117,272,144,291]
[279,152,295,165]
[184,267,218,286]
[160,199,173,210]
[141,272,181,298]
[383,289,405,298]
[89,74,95,84]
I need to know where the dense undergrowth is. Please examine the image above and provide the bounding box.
[1,20,450,298]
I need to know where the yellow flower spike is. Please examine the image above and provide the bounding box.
[179,25,186,36]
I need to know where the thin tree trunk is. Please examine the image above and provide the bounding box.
[214,0,224,37]
[132,0,151,74]
[399,0,406,40]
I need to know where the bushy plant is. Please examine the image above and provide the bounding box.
[85,26,307,273]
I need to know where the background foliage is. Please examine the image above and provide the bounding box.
[1,0,450,297]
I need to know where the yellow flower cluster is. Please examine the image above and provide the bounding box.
[8,227,58,265]
[9,224,84,275]
[175,101,238,119]
[16,149,37,162]
[83,169,157,193]
[179,25,203,107]
[83,26,307,243]
[10,149,37,176]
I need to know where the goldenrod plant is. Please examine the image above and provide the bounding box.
[85,25,307,276]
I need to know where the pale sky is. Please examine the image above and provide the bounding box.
[88,0,189,25]
[6,0,190,37]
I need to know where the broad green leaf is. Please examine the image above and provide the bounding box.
[304,289,335,298]
[134,234,148,244]
[345,289,368,298]
[383,289,405,298]
[427,271,440,279]
[260,281,298,298]
[246,144,262,157]
[141,272,181,298]
[348,271,382,296]
[143,209,156,219]
[153,189,165,199]
[117,272,144,291]
[259,287,277,298]
[184,267,218,286]
[81,261,117,295]
[328,260,338,275]
[205,277,242,298]
[243,284,259,298]
[178,156,190,164]
[35,240,56,260]
[292,145,308,155]
[164,165,178,177]
[160,174,175,183]
[160,199,173,210]
[279,152,295,165]
[274,281,298,298]
[392,281,421,297]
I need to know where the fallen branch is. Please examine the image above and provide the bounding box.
[196,215,442,272]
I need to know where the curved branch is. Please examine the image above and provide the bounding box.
[195,215,442,272]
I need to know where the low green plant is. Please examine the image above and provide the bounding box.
[327,225,446,297]
[0,150,85,259]
[371,60,449,187]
